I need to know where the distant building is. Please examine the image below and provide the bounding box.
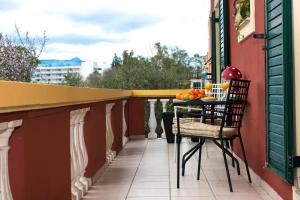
[32,57,101,84]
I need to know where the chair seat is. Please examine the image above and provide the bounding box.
[173,118,237,138]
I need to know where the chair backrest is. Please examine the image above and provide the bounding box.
[221,79,251,130]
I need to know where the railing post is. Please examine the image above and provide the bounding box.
[148,99,157,139]
[70,108,90,200]
[0,120,22,200]
[160,99,169,139]
[122,100,128,146]
[106,103,116,163]
[78,108,91,192]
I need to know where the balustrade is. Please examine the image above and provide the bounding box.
[106,103,116,163]
[0,120,22,200]
[70,108,90,200]
[122,100,128,146]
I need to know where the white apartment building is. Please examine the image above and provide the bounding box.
[32,57,101,84]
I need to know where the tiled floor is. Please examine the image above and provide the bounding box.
[83,139,274,200]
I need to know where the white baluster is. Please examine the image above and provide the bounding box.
[78,108,90,193]
[160,99,169,139]
[148,99,157,139]
[106,103,115,163]
[70,108,90,199]
[70,113,80,200]
[122,100,128,146]
[0,120,22,200]
[73,111,84,198]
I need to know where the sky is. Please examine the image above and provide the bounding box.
[0,0,210,68]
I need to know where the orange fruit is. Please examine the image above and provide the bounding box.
[199,89,205,96]
[176,92,183,99]
[220,82,229,90]
[198,93,205,98]
[204,83,212,90]
[188,89,194,95]
[194,89,200,95]
[189,94,196,100]
[178,94,184,100]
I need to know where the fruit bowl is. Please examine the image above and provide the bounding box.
[201,97,217,101]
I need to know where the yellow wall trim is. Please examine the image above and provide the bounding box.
[0,81,187,113]
[131,89,188,97]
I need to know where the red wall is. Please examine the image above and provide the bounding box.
[227,0,292,199]
[128,98,145,136]
[0,98,129,200]
[84,102,106,177]
[111,100,123,153]
[0,107,71,200]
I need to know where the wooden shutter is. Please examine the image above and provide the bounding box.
[266,0,294,183]
[219,0,229,72]
[211,12,217,83]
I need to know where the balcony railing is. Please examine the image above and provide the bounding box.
[0,80,186,200]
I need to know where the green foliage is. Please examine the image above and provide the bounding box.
[62,73,85,87]
[240,0,250,20]
[93,43,204,90]
[86,70,102,88]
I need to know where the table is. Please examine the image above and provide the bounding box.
[173,99,226,124]
[172,99,235,172]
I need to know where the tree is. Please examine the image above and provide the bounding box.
[86,70,102,88]
[97,43,201,90]
[62,73,85,87]
[0,25,46,82]
[111,53,122,68]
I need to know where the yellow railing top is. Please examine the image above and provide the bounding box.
[0,81,187,113]
[131,89,188,97]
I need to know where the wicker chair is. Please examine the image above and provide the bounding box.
[174,79,251,192]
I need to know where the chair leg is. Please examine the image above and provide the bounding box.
[182,143,201,176]
[238,132,252,183]
[213,140,240,175]
[220,138,233,192]
[197,139,204,180]
[228,140,235,168]
[177,134,181,188]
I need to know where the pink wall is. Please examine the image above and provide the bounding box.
[227,0,292,199]
[0,98,129,200]
[128,98,145,136]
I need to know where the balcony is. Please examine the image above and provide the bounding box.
[0,81,280,200]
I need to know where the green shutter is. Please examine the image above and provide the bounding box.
[219,0,229,72]
[211,12,217,83]
[266,0,294,183]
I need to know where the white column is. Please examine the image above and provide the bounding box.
[70,108,90,200]
[148,99,157,139]
[122,100,128,146]
[78,109,90,193]
[160,99,169,139]
[70,113,80,200]
[106,103,116,164]
[0,120,22,200]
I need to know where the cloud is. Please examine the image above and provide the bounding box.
[69,9,160,33]
[48,34,125,45]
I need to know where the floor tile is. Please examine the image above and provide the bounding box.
[128,188,169,197]
[82,139,274,200]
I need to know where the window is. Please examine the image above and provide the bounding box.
[233,0,255,42]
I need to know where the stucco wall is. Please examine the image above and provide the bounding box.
[293,0,300,181]
[227,0,292,199]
